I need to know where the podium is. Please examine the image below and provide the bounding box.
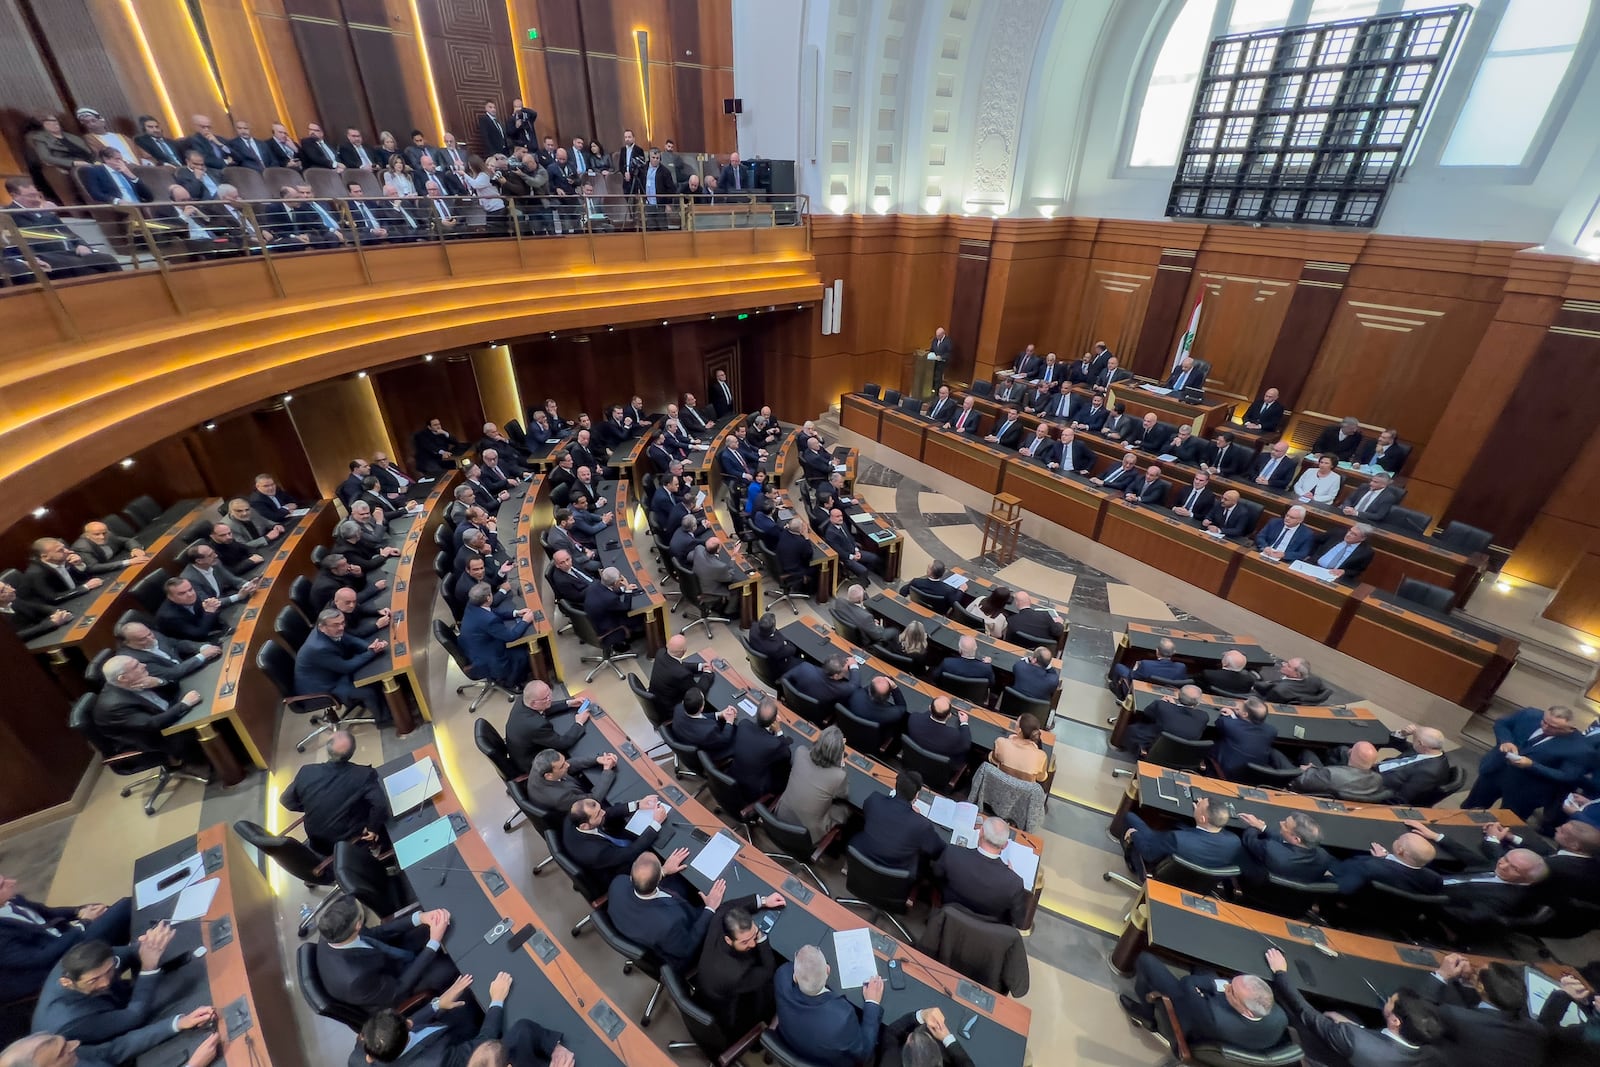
[911,347,937,398]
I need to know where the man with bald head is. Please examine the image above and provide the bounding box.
[1121,684,1209,756]
[1334,829,1442,894]
[115,620,219,682]
[1289,741,1388,801]
[1199,649,1258,696]
[71,523,148,574]
[607,851,737,972]
[648,633,713,709]
[1374,724,1452,805]
[689,536,744,618]
[1122,952,1287,1051]
[504,679,591,774]
[848,673,907,730]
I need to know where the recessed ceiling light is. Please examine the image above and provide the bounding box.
[30,506,48,519]
[1494,580,1512,593]
[203,422,217,431]
[119,458,135,469]
[356,371,367,378]
[282,394,293,402]
[423,354,434,362]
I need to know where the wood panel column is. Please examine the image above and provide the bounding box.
[1130,248,1197,378]
[1258,261,1350,411]
[952,236,992,385]
[1544,551,1600,639]
[468,344,523,433]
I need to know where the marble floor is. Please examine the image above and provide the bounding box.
[0,434,1538,1066]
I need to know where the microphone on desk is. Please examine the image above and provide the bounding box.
[1208,890,1340,959]
[413,863,498,887]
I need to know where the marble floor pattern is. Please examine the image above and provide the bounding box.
[0,445,1522,1067]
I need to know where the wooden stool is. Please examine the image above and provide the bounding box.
[981,492,1022,565]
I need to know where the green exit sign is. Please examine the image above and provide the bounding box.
[527,28,539,40]
[737,313,750,320]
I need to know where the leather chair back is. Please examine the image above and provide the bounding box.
[861,383,881,400]
[233,820,333,884]
[699,750,756,815]
[84,649,113,692]
[899,734,962,792]
[843,843,915,913]
[778,678,830,727]
[333,841,412,917]
[434,618,486,681]
[273,605,311,651]
[626,670,671,728]
[474,716,520,784]
[996,685,1051,721]
[1396,578,1454,614]
[124,495,161,526]
[1145,732,1214,773]
[753,801,819,861]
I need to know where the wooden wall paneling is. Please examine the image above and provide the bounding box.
[192,0,281,130]
[285,375,397,498]
[1543,551,1600,639]
[346,14,423,145]
[414,0,522,156]
[1257,261,1349,411]
[535,0,595,143]
[1129,248,1196,379]
[127,0,226,125]
[28,0,141,133]
[0,624,85,824]
[246,0,319,132]
[1500,406,1600,587]
[506,0,558,139]
[373,359,480,464]
[180,409,314,516]
[287,10,375,140]
[950,239,991,384]
[1075,261,1152,371]
[469,344,523,431]
[0,0,64,179]
[442,353,489,436]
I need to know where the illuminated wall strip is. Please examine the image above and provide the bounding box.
[634,28,652,142]
[407,0,447,140]
[243,1,292,125]
[180,5,228,111]
[120,0,180,134]
[506,0,530,103]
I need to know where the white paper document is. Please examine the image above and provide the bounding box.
[1001,841,1041,888]
[849,512,874,525]
[832,463,849,473]
[170,877,221,922]
[134,854,205,909]
[626,804,669,836]
[832,928,880,988]
[941,573,970,590]
[926,795,959,828]
[1141,385,1173,395]
[1289,561,1339,582]
[737,697,760,717]
[690,831,742,880]
[1157,452,1179,462]
[384,758,441,817]
[950,825,979,848]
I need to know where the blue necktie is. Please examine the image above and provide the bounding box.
[1319,542,1351,569]
[361,935,414,963]
[311,202,338,231]
[114,172,136,201]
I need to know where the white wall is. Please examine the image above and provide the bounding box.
[731,0,806,164]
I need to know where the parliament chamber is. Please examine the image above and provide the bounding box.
[3,2,1600,1067]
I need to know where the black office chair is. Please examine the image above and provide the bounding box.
[83,648,113,693]
[969,381,992,398]
[1238,761,1303,788]
[834,702,895,758]
[504,419,527,449]
[899,395,924,415]
[256,641,373,752]
[754,541,810,616]
[1396,578,1454,614]
[433,524,453,551]
[1105,854,1242,896]
[760,1030,831,1067]
[101,513,138,540]
[996,685,1052,725]
[669,556,729,638]
[1149,992,1304,1067]
[1344,881,1450,941]
[473,717,528,833]
[273,604,311,651]
[870,642,917,672]
[333,841,414,919]
[1253,873,1341,921]
[899,734,964,793]
[127,570,169,615]
[69,693,201,816]
[433,618,516,712]
[736,632,782,688]
[699,752,762,838]
[309,545,327,566]
[567,602,639,681]
[778,678,831,727]
[1113,733,1214,777]
[837,843,914,940]
[882,388,902,406]
[829,610,863,646]
[1435,521,1493,556]
[917,903,1030,996]
[503,781,558,875]
[588,907,666,1025]
[1414,763,1465,807]
[123,494,161,527]
[1385,506,1433,537]
[659,964,766,1065]
[753,802,835,896]
[657,722,707,785]
[904,585,951,616]
[543,829,606,936]
[231,820,335,936]
[297,942,366,1033]
[862,382,882,400]
[934,669,990,707]
[289,575,317,621]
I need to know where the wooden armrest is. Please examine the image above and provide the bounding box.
[811,827,840,863]
[717,1021,767,1067]
[397,991,432,1015]
[1154,995,1191,1061]
[282,815,306,834]
[104,750,152,766]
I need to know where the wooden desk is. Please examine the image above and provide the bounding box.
[776,615,1054,759]
[1107,384,1233,436]
[699,496,764,628]
[351,474,459,730]
[834,494,905,585]
[877,407,929,462]
[502,470,561,683]
[999,460,1111,540]
[864,588,1062,699]
[572,714,1033,1063]
[1119,762,1519,852]
[920,429,1007,496]
[593,478,670,655]
[1124,681,1391,748]
[382,746,673,1067]
[770,488,838,603]
[1229,551,1356,647]
[840,392,883,439]
[1116,623,1275,672]
[1100,501,1244,596]
[684,414,743,486]
[130,824,305,1067]
[1340,588,1516,711]
[168,504,337,784]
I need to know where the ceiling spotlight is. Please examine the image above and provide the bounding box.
[549,331,557,338]
[662,320,669,326]
[119,458,135,469]
[203,422,217,431]
[607,325,615,332]
[282,394,293,402]
[709,314,716,319]
[423,354,434,362]
[31,506,48,519]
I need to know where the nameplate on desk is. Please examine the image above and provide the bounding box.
[81,614,97,625]
[208,915,234,951]
[395,580,407,592]
[622,538,633,549]
[393,642,406,657]
[447,812,469,836]
[586,705,606,719]
[408,531,420,542]
[1391,807,1423,820]
[870,931,898,958]
[588,1001,627,1040]
[482,868,509,896]
[525,582,538,595]
[257,577,272,588]
[1377,599,1404,613]
[812,623,831,635]
[1237,787,1269,801]
[662,784,688,805]
[1330,707,1356,717]
[520,558,529,568]
[515,535,528,545]
[1397,946,1439,967]
[528,928,560,963]
[1463,811,1496,824]
[1314,799,1349,812]
[276,550,290,561]
[1180,892,1218,915]
[1449,629,1481,643]
[1285,922,1327,946]
[219,681,236,698]
[793,720,818,738]
[847,754,875,772]
[1272,704,1299,715]
[1165,772,1192,786]
[956,979,996,1013]
[221,995,251,1038]
[230,642,246,657]
[620,741,641,760]
[781,876,815,904]
[1146,627,1172,636]
[203,845,224,873]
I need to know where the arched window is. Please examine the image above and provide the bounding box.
[1439,0,1591,166]
[1129,0,1221,168]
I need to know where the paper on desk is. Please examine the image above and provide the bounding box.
[1001,840,1041,887]
[1142,385,1173,395]
[134,854,205,910]
[950,825,979,848]
[170,877,221,922]
[694,490,707,509]
[384,758,441,817]
[849,512,874,526]
[941,573,969,589]
[737,697,760,717]
[393,817,454,870]
[926,795,959,828]
[626,804,668,836]
[1289,561,1339,582]
[1157,452,1178,462]
[832,928,880,988]
[832,464,848,473]
[690,831,742,880]
[287,507,310,517]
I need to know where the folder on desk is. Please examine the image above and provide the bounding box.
[849,512,874,526]
[393,817,454,870]
[384,758,442,817]
[941,573,969,589]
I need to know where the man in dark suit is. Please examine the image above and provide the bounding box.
[729,697,793,800]
[925,327,953,391]
[1310,417,1365,463]
[1308,525,1376,583]
[937,634,995,690]
[1129,412,1177,454]
[1071,395,1110,433]
[115,619,219,683]
[413,419,467,475]
[1165,356,1207,394]
[134,115,185,166]
[20,537,104,603]
[1237,813,1334,885]
[1437,846,1550,924]
[1054,427,1095,474]
[1463,705,1591,817]
[1175,431,1217,468]
[1092,452,1141,493]
[1248,441,1297,491]
[523,747,617,814]
[934,818,1028,927]
[92,655,208,766]
[822,507,879,580]
[314,895,456,1015]
[900,560,959,615]
[458,583,539,687]
[1122,953,1287,1051]
[905,697,971,762]
[155,577,227,642]
[5,176,123,277]
[1357,428,1409,474]
[947,397,982,436]
[1169,470,1217,522]
[1212,698,1279,778]
[1009,647,1060,702]
[1253,657,1325,704]
[1130,639,1189,684]
[1122,795,1243,878]
[1099,403,1138,442]
[1093,356,1134,393]
[673,688,738,762]
[924,385,958,426]
[546,550,598,604]
[1340,473,1402,524]
[852,771,947,876]
[1207,432,1253,478]
[718,151,749,194]
[983,406,1025,449]
[1267,951,1444,1067]
[476,101,509,157]
[1333,830,1442,894]
[280,730,387,854]
[1035,385,1077,421]
[1015,423,1060,467]
[1200,490,1255,539]
[503,680,591,774]
[1375,726,1453,805]
[583,567,641,647]
[351,971,567,1067]
[1120,685,1210,755]
[1255,506,1316,563]
[295,608,387,719]
[72,521,147,574]
[0,876,131,1006]
[774,947,884,1064]
[1069,350,1101,385]
[248,473,300,524]
[608,852,781,975]
[182,543,258,607]
[0,579,71,641]
[260,121,301,167]
[1240,389,1284,433]
[848,674,908,731]
[649,634,712,707]
[224,118,269,171]
[1197,650,1258,696]
[296,121,342,170]
[81,148,154,205]
[561,795,668,883]
[31,932,218,1062]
